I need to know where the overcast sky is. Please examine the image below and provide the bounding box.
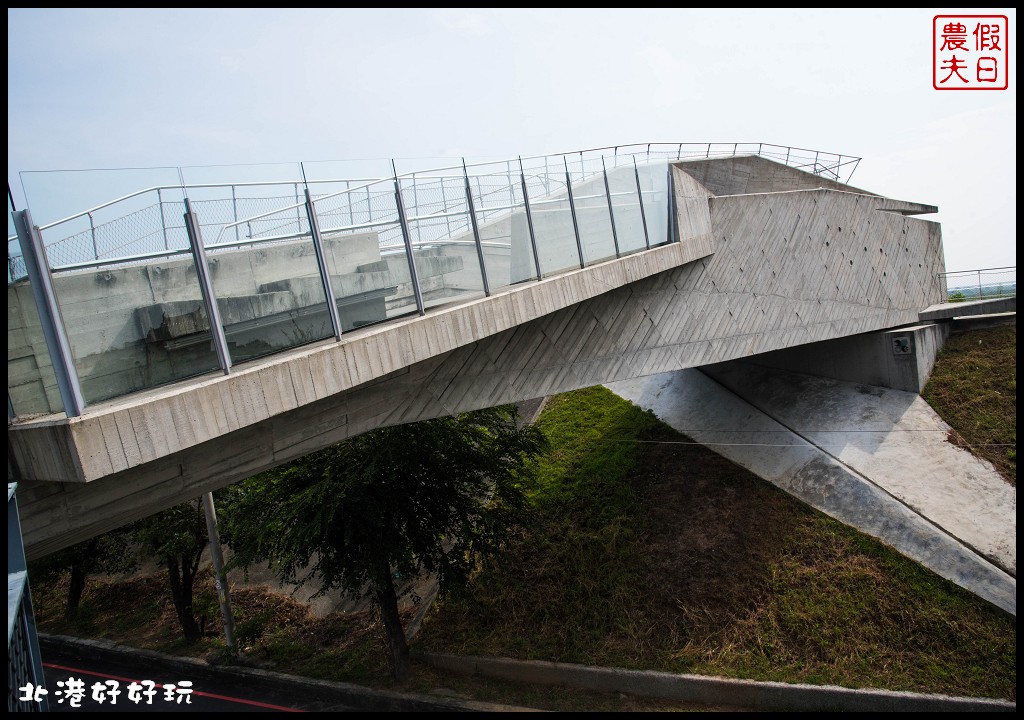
[7,8,1016,272]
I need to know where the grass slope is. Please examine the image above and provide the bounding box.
[417,386,1016,700]
[30,327,1017,707]
[923,324,1016,485]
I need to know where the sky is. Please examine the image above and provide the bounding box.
[7,8,1017,272]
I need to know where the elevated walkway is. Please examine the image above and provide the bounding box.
[8,146,947,557]
[919,296,1016,321]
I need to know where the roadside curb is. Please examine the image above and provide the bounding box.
[420,652,1016,713]
[38,634,542,712]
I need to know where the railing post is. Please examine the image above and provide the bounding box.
[12,209,86,417]
[666,162,678,244]
[346,180,354,225]
[440,176,453,237]
[633,157,651,250]
[507,160,515,210]
[158,188,169,250]
[785,146,791,166]
[231,185,240,244]
[202,492,236,650]
[601,156,621,258]
[564,157,585,268]
[393,163,425,316]
[183,198,232,374]
[462,159,491,297]
[677,143,683,160]
[304,187,343,340]
[294,183,302,233]
[978,271,983,299]
[88,211,98,260]
[519,157,543,280]
[411,172,420,244]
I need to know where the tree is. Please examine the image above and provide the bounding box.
[133,499,210,641]
[222,404,548,680]
[28,529,137,618]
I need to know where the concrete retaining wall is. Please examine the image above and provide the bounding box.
[737,323,950,393]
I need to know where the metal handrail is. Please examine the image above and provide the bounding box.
[8,142,861,284]
[939,266,1016,301]
[7,141,863,417]
[10,142,857,238]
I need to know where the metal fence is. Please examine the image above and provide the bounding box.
[8,143,858,282]
[940,266,1016,302]
[8,142,859,418]
[7,484,48,712]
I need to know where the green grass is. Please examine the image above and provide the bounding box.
[416,384,1017,700]
[30,328,1017,708]
[923,325,1016,485]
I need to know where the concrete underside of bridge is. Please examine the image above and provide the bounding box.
[9,156,947,558]
[607,360,1015,616]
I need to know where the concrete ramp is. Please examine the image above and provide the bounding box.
[607,367,1016,616]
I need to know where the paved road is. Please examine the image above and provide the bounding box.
[35,636,518,713]
[38,645,351,712]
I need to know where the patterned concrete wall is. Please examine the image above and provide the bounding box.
[9,157,946,557]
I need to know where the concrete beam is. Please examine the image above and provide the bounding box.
[11,158,948,557]
[920,297,1016,321]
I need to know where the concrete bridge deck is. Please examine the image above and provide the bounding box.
[9,154,948,559]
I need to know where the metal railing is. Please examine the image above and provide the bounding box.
[8,142,858,418]
[8,143,858,281]
[940,266,1016,302]
[7,483,48,712]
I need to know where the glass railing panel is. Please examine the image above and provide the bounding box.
[43,231,221,405]
[402,176,485,309]
[605,163,648,255]
[8,279,67,417]
[466,161,536,291]
[314,177,420,328]
[636,161,671,247]
[19,167,187,273]
[520,158,580,276]
[14,168,187,282]
[203,210,333,366]
[12,169,226,406]
[177,165,335,365]
[566,154,616,265]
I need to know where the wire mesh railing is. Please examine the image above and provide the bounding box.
[8,142,863,417]
[8,142,858,282]
[940,266,1016,302]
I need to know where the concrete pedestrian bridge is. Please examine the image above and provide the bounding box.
[9,144,952,562]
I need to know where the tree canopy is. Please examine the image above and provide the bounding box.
[222,404,548,679]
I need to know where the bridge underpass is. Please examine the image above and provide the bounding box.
[10,149,961,583]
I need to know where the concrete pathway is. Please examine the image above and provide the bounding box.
[607,364,1016,615]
